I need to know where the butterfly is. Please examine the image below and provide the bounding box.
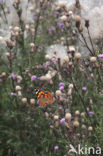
[36,90,54,107]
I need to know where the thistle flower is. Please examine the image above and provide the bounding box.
[88,126,93,131]
[75,110,80,116]
[58,23,65,28]
[45,54,50,60]
[22,98,27,104]
[51,57,56,62]
[82,87,87,91]
[60,118,65,124]
[59,1,66,8]
[75,53,81,59]
[30,99,35,105]
[73,121,79,127]
[56,90,62,96]
[54,146,59,151]
[85,18,89,28]
[54,115,59,120]
[59,86,64,91]
[5,52,10,58]
[98,54,103,58]
[90,57,97,62]
[69,84,73,89]
[45,74,51,80]
[89,111,94,116]
[15,85,21,91]
[65,113,71,120]
[1,72,6,77]
[31,75,37,81]
[60,15,67,22]
[10,92,16,96]
[75,15,81,28]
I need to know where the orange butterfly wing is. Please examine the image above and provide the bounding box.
[37,91,54,107]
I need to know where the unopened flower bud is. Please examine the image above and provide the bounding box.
[73,121,79,127]
[30,43,35,48]
[60,15,67,22]
[22,98,27,104]
[54,115,59,120]
[82,124,86,130]
[45,54,50,60]
[75,16,81,28]
[25,25,30,31]
[75,53,81,59]
[15,85,21,91]
[69,84,73,89]
[81,112,85,117]
[1,72,6,77]
[17,91,22,97]
[75,110,80,116]
[5,52,10,58]
[14,26,19,32]
[65,113,71,120]
[90,57,97,63]
[88,126,93,131]
[30,99,35,104]
[59,2,66,8]
[56,90,62,96]
[85,19,89,28]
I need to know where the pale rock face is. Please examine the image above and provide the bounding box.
[0,0,103,57]
[46,44,68,64]
[58,0,103,40]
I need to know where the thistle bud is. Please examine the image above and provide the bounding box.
[73,121,79,127]
[15,85,21,91]
[22,98,27,104]
[75,53,81,59]
[65,113,71,120]
[30,99,35,105]
[75,16,81,28]
[85,19,89,28]
[54,115,59,120]
[90,57,97,63]
[56,90,62,96]
[88,126,93,131]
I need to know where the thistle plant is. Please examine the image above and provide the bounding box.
[0,0,103,156]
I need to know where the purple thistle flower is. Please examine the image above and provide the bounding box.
[59,86,64,91]
[82,87,87,91]
[52,57,56,62]
[31,75,37,81]
[98,54,103,58]
[60,118,65,124]
[54,146,59,151]
[10,92,16,96]
[59,82,64,86]
[89,111,94,116]
[58,23,65,28]
[10,73,17,80]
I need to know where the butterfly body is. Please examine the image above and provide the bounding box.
[36,90,54,107]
